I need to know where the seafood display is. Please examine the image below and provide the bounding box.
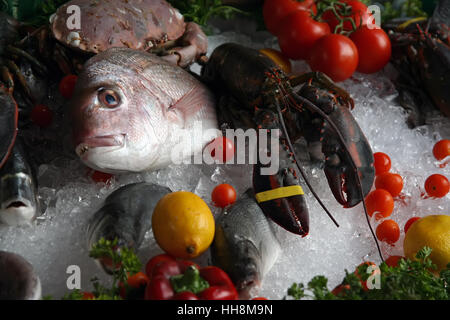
[0,0,448,302]
[0,251,41,300]
[71,47,219,173]
[87,182,171,272]
[211,191,281,298]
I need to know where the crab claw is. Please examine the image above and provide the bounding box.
[322,106,375,208]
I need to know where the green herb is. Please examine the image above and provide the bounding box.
[63,237,142,300]
[378,0,428,23]
[23,0,70,26]
[286,247,450,300]
[167,0,247,27]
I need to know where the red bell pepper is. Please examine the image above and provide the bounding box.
[144,254,238,300]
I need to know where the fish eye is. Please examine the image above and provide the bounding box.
[98,89,120,108]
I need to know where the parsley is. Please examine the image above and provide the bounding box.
[287,247,450,300]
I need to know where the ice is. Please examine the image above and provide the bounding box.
[0,19,449,300]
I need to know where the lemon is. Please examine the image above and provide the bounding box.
[403,215,450,271]
[152,191,215,259]
[259,48,292,74]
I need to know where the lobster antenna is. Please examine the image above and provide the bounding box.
[289,91,384,262]
[274,98,340,228]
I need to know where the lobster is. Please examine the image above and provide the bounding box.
[201,43,381,257]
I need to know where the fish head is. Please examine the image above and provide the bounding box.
[71,53,172,174]
[232,240,262,299]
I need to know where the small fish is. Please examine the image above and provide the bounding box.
[71,47,219,174]
[211,191,281,298]
[0,251,41,300]
[87,182,171,273]
[0,138,39,226]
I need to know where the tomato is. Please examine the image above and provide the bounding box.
[81,292,95,300]
[307,34,359,82]
[90,170,114,184]
[127,272,149,288]
[211,184,237,208]
[373,152,391,175]
[354,261,378,291]
[322,0,373,33]
[376,219,400,244]
[424,174,449,198]
[384,255,404,267]
[432,139,450,161]
[145,254,175,278]
[350,26,391,74]
[365,189,394,220]
[208,136,235,163]
[252,297,269,300]
[331,284,350,296]
[59,74,78,99]
[31,104,53,128]
[278,10,331,60]
[404,217,421,233]
[263,0,317,35]
[375,172,403,197]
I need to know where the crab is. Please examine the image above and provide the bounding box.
[50,0,208,68]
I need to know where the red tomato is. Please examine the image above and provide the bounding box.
[211,184,237,208]
[307,34,359,82]
[376,219,400,244]
[59,74,78,99]
[331,284,350,296]
[350,26,391,73]
[404,217,421,233]
[81,292,95,300]
[354,261,378,291]
[365,189,394,220]
[90,170,114,184]
[127,272,149,289]
[252,297,268,300]
[375,173,403,197]
[432,139,450,160]
[424,174,449,198]
[384,255,404,267]
[263,0,317,35]
[373,152,391,175]
[278,10,331,60]
[322,0,373,33]
[31,104,53,128]
[208,137,235,163]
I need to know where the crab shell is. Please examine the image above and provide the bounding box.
[50,0,186,54]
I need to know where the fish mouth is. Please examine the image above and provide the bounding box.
[0,198,36,226]
[75,134,125,157]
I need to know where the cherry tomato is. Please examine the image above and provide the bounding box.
[119,272,149,299]
[59,74,78,99]
[354,261,378,291]
[145,254,175,278]
[365,189,394,220]
[322,0,373,33]
[432,139,450,161]
[404,217,421,233]
[208,137,235,163]
[81,292,95,300]
[375,172,403,197]
[384,255,404,267]
[31,104,53,128]
[376,219,400,244]
[278,10,330,60]
[331,284,350,296]
[211,184,237,208]
[424,174,449,198]
[350,26,391,74]
[252,297,269,300]
[263,0,317,35]
[307,34,359,82]
[127,272,149,288]
[373,152,391,175]
[90,170,114,184]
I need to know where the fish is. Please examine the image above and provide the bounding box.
[86,182,171,273]
[71,47,220,174]
[211,190,281,299]
[0,250,41,300]
[0,137,39,226]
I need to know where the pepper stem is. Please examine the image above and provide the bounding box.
[170,266,210,295]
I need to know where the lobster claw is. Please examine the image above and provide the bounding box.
[298,82,375,208]
[252,110,309,236]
